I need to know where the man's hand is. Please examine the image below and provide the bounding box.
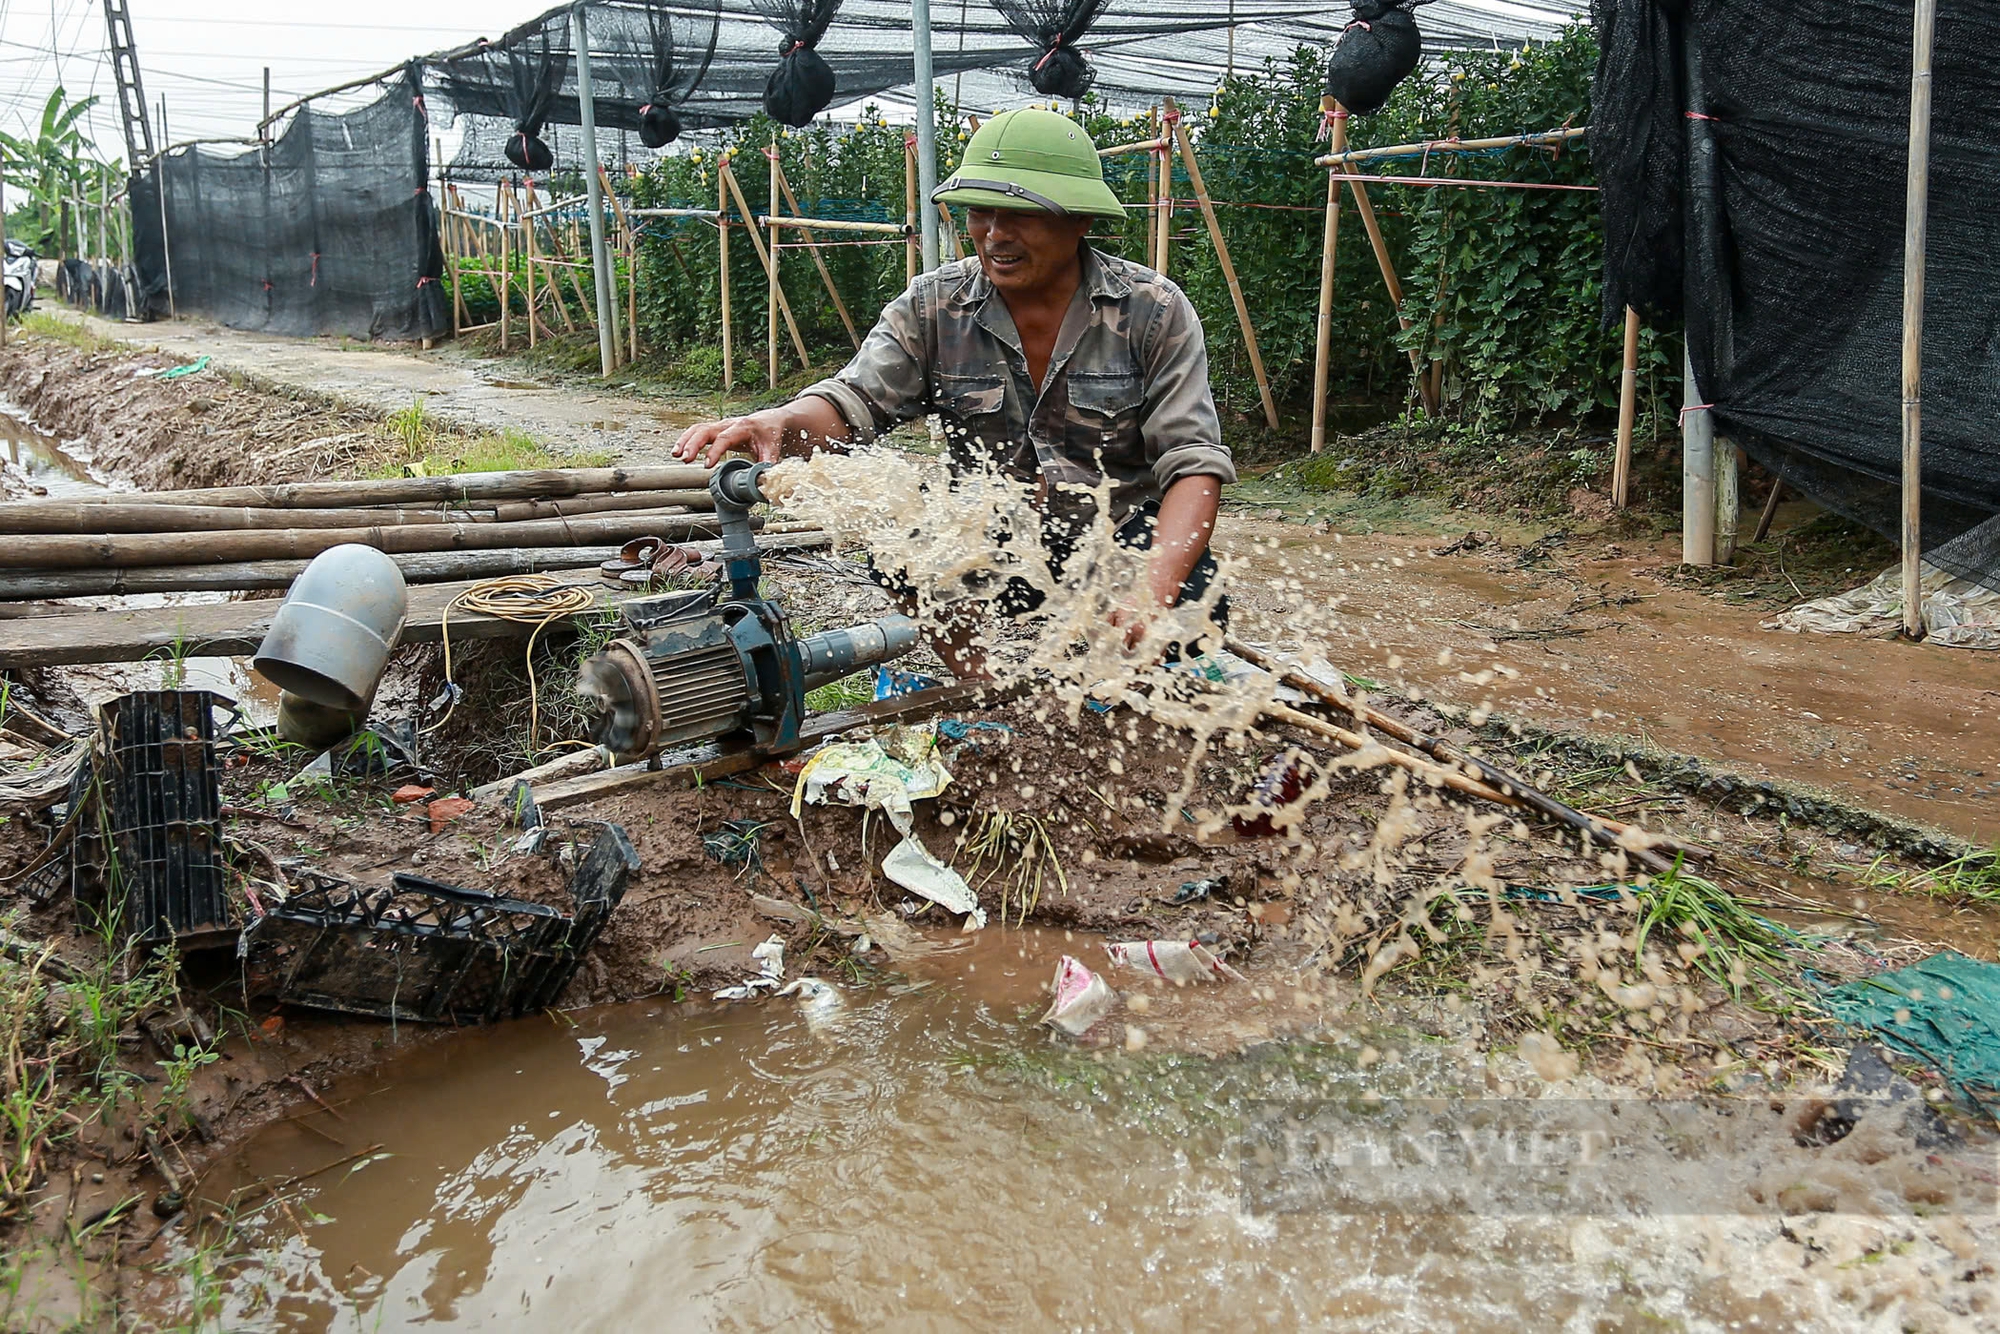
[672,411,787,468]
[671,396,855,469]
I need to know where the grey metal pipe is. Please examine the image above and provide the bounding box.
[799,615,919,690]
[252,543,408,712]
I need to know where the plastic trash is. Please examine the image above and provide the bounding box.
[1040,955,1115,1035]
[713,934,789,1001]
[882,835,986,930]
[1104,939,1247,984]
[792,725,952,829]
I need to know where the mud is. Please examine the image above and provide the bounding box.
[1215,520,2000,847]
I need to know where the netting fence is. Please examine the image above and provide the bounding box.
[1594,0,2000,592]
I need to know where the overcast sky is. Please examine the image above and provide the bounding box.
[0,1,525,161]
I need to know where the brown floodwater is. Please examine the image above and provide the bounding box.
[171,924,1987,1333]
[2,402,281,719]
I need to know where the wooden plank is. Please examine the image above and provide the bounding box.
[0,572,612,669]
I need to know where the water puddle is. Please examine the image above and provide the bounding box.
[1,403,116,499]
[2,402,279,723]
[170,924,1943,1332]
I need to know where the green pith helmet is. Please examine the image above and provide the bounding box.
[931,107,1127,220]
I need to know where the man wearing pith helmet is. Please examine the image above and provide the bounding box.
[674,106,1236,675]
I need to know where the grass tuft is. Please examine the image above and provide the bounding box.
[14,311,123,354]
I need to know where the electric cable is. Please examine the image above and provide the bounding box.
[425,573,598,753]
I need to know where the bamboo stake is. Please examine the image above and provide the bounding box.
[519,180,539,347]
[1154,127,1172,277]
[1145,132,1159,263]
[720,163,810,371]
[719,169,733,392]
[628,228,640,364]
[773,160,860,348]
[0,492,710,534]
[498,184,511,352]
[596,166,631,367]
[1344,167,1432,408]
[1315,126,1589,168]
[1224,638,1677,874]
[768,133,780,390]
[1752,478,1785,544]
[1309,100,1346,454]
[1900,0,1937,639]
[1165,97,1277,430]
[1612,306,1641,507]
[755,214,905,236]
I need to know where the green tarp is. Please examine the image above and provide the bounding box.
[1822,950,2000,1115]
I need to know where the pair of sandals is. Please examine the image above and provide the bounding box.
[599,536,720,590]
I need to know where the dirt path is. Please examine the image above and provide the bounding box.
[52,309,703,461]
[33,311,1998,848]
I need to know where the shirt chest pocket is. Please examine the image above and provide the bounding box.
[1063,370,1145,462]
[934,372,1006,430]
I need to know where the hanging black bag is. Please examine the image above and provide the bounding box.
[756,0,842,128]
[1324,0,1430,116]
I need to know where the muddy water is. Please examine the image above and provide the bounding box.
[183,930,1878,1333]
[2,403,279,718]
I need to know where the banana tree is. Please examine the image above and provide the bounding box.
[0,86,101,256]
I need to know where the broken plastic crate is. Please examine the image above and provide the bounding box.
[239,823,639,1023]
[70,690,235,947]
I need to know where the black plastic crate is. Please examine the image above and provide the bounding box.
[239,823,638,1024]
[72,691,235,946]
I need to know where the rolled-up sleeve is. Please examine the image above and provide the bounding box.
[1140,286,1237,492]
[797,284,931,446]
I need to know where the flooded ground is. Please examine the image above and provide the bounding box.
[184,927,1995,1333]
[1,401,277,717]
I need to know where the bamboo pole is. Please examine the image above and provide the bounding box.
[520,180,539,347]
[1309,100,1347,454]
[1145,133,1159,264]
[1154,114,1172,277]
[773,161,860,348]
[594,167,629,367]
[1343,167,1432,410]
[1752,479,1785,544]
[1223,638,1677,875]
[498,183,512,352]
[756,214,906,236]
[1,511,728,571]
[1098,137,1169,158]
[1612,306,1641,507]
[1682,347,1716,565]
[0,500,583,534]
[36,466,712,511]
[1900,0,1936,639]
[1165,97,1277,430]
[719,169,733,392]
[768,133,780,390]
[720,163,810,371]
[1315,126,1589,168]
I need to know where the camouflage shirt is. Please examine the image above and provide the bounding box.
[799,245,1236,525]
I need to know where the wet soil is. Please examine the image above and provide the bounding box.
[1216,519,1999,848]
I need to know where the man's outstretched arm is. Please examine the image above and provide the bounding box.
[671,395,853,468]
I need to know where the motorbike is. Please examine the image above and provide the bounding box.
[3,239,37,319]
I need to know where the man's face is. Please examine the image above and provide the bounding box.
[966,208,1091,296]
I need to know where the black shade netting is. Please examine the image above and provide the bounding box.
[1324,0,1430,116]
[1593,0,2000,591]
[608,0,721,146]
[754,0,843,127]
[425,2,1578,182]
[991,0,1114,101]
[137,65,447,342]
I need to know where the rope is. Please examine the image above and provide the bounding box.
[425,574,598,752]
